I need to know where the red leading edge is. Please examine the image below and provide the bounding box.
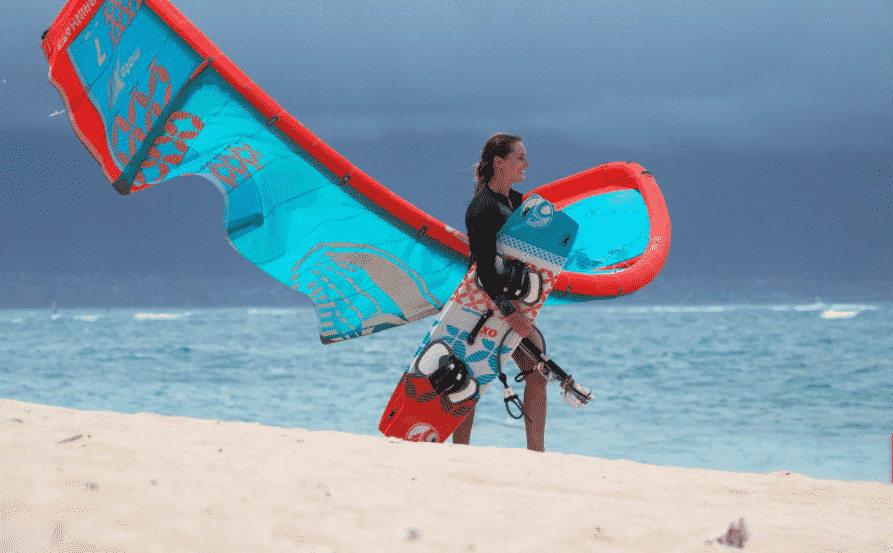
[530,162,671,298]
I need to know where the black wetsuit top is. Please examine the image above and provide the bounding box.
[465,185,524,316]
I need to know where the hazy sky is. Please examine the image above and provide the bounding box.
[1,0,891,304]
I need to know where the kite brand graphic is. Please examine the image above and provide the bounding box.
[207,144,266,191]
[104,0,144,48]
[107,46,140,109]
[95,38,107,65]
[55,0,99,52]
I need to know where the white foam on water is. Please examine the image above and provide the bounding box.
[820,309,859,320]
[134,312,186,320]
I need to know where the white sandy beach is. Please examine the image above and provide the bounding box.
[1,399,890,552]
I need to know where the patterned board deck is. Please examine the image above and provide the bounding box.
[378,195,578,442]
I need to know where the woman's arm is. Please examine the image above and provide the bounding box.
[465,194,533,338]
[466,200,515,315]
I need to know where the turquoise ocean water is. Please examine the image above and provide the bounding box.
[1,303,890,482]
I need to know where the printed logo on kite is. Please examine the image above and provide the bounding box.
[107,46,140,110]
[54,0,99,52]
[406,423,439,442]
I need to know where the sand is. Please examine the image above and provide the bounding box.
[1,399,890,552]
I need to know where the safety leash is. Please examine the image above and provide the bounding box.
[498,372,527,420]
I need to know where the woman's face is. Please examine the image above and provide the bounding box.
[493,141,530,185]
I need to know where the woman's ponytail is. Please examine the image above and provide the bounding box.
[474,133,521,194]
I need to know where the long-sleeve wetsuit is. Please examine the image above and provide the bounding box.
[465,185,524,316]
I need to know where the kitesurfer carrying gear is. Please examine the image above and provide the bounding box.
[454,133,550,452]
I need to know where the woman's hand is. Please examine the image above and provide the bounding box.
[505,306,533,338]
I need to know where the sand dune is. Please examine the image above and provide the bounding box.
[1,399,890,552]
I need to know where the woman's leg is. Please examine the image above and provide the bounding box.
[513,326,547,452]
[452,406,475,444]
[453,326,546,448]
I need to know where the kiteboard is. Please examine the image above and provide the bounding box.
[378,194,579,443]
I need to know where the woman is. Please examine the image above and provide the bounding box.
[452,133,549,452]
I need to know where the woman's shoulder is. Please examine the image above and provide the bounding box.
[468,186,497,209]
[509,188,523,207]
[466,187,500,221]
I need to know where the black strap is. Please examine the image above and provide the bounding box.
[501,258,530,301]
[517,337,571,381]
[467,309,494,345]
[429,355,472,396]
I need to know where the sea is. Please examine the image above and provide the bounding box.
[1,302,890,483]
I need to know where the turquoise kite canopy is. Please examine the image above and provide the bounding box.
[42,0,670,343]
